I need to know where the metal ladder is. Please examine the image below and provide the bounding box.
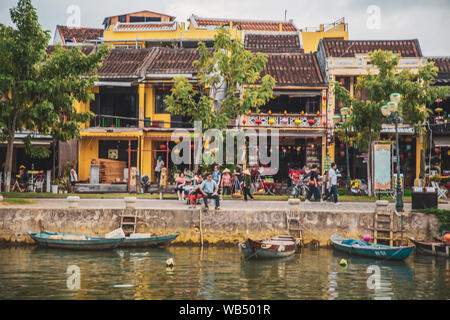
[119,209,139,237]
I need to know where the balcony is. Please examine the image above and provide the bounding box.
[91,114,139,128]
[241,113,326,129]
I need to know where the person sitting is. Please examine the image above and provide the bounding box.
[175,172,186,201]
[187,174,203,209]
[12,165,28,192]
[199,174,220,210]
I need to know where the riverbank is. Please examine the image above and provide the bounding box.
[0,200,441,246]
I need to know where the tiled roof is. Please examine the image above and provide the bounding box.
[428,57,450,85]
[191,15,297,32]
[46,45,96,56]
[321,39,422,57]
[113,21,177,32]
[56,25,103,45]
[262,53,325,86]
[244,33,303,53]
[97,48,155,78]
[146,48,200,74]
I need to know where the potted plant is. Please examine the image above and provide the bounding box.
[51,180,58,194]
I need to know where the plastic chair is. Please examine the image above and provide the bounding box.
[431,181,448,200]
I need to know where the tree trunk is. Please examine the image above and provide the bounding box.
[4,133,15,192]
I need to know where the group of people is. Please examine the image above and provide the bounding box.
[302,163,341,205]
[172,164,256,210]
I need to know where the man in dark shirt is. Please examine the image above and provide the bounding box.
[305,164,321,202]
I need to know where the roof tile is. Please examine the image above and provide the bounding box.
[146,48,200,74]
[98,48,154,78]
[57,25,103,44]
[322,39,422,57]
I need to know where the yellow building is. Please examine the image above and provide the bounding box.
[300,18,348,53]
[316,39,427,187]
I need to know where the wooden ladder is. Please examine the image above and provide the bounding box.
[372,210,405,246]
[120,209,139,237]
[287,211,303,246]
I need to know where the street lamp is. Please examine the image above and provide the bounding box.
[334,107,352,194]
[381,93,404,212]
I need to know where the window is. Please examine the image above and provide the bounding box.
[155,88,170,114]
[129,16,162,23]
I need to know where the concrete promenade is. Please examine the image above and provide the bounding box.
[2,198,449,212]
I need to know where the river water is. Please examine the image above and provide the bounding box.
[0,246,448,300]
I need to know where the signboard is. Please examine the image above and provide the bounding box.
[373,143,392,191]
[108,149,118,160]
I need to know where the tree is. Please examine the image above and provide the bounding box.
[334,50,449,196]
[0,0,109,191]
[164,27,275,131]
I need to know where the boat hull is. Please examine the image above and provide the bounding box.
[27,231,122,250]
[118,233,179,248]
[330,235,414,261]
[239,235,297,260]
[409,238,450,258]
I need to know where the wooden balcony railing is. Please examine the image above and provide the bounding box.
[241,113,326,128]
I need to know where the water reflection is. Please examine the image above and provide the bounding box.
[0,247,448,300]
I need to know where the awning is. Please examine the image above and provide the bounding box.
[80,130,143,138]
[433,136,450,147]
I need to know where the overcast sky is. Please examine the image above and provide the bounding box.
[1,0,449,56]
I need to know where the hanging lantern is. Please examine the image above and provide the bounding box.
[160,144,166,150]
[268,110,272,115]
[400,154,404,160]
[281,118,288,125]
[340,143,345,149]
[174,140,181,144]
[242,119,246,125]
[284,110,287,115]
[248,109,252,115]
[340,151,345,157]
[295,119,301,126]
[323,96,327,101]
[322,121,326,126]
[288,146,291,150]
[268,118,275,125]
[406,144,411,151]
[190,144,195,149]
[435,147,441,154]
[313,137,317,141]
[407,152,412,158]
[435,107,443,113]
[255,118,262,125]
[308,118,315,126]
[301,110,305,115]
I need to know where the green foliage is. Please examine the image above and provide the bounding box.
[422,209,450,233]
[334,50,449,151]
[164,27,275,131]
[0,0,109,191]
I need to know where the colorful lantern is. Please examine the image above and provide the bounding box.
[323,96,327,101]
[284,110,287,115]
[268,110,272,115]
[255,118,262,125]
[322,121,326,126]
[268,118,275,125]
[242,119,246,125]
[160,144,166,150]
[190,144,195,149]
[295,119,301,126]
[301,110,305,115]
[313,137,317,141]
[248,110,252,114]
[400,154,404,160]
[308,118,315,125]
[340,151,345,157]
[340,144,344,149]
[281,118,288,125]
[435,148,441,154]
[407,152,412,158]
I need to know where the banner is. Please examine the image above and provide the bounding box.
[373,143,392,191]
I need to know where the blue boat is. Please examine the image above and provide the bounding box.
[42,230,179,248]
[27,231,123,250]
[330,235,414,261]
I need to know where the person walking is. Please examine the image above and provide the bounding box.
[242,169,254,201]
[70,165,78,193]
[155,156,164,184]
[305,164,321,202]
[323,163,340,205]
[199,174,220,210]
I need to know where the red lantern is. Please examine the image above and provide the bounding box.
[340,151,345,157]
[308,119,315,126]
[340,144,345,149]
[313,137,317,141]
[255,118,262,125]
[407,152,412,158]
[190,144,195,149]
[322,96,327,101]
[400,154,404,160]
[160,144,166,150]
[435,148,441,154]
[242,119,246,125]
[322,121,326,126]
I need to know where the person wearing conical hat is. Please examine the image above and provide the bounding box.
[221,168,232,195]
[242,170,254,201]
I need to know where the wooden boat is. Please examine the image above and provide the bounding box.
[409,237,450,258]
[42,230,179,249]
[239,235,297,259]
[27,231,123,250]
[118,233,180,248]
[330,235,414,261]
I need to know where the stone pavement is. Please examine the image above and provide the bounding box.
[2,198,449,212]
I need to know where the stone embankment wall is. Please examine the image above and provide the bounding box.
[0,207,439,246]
